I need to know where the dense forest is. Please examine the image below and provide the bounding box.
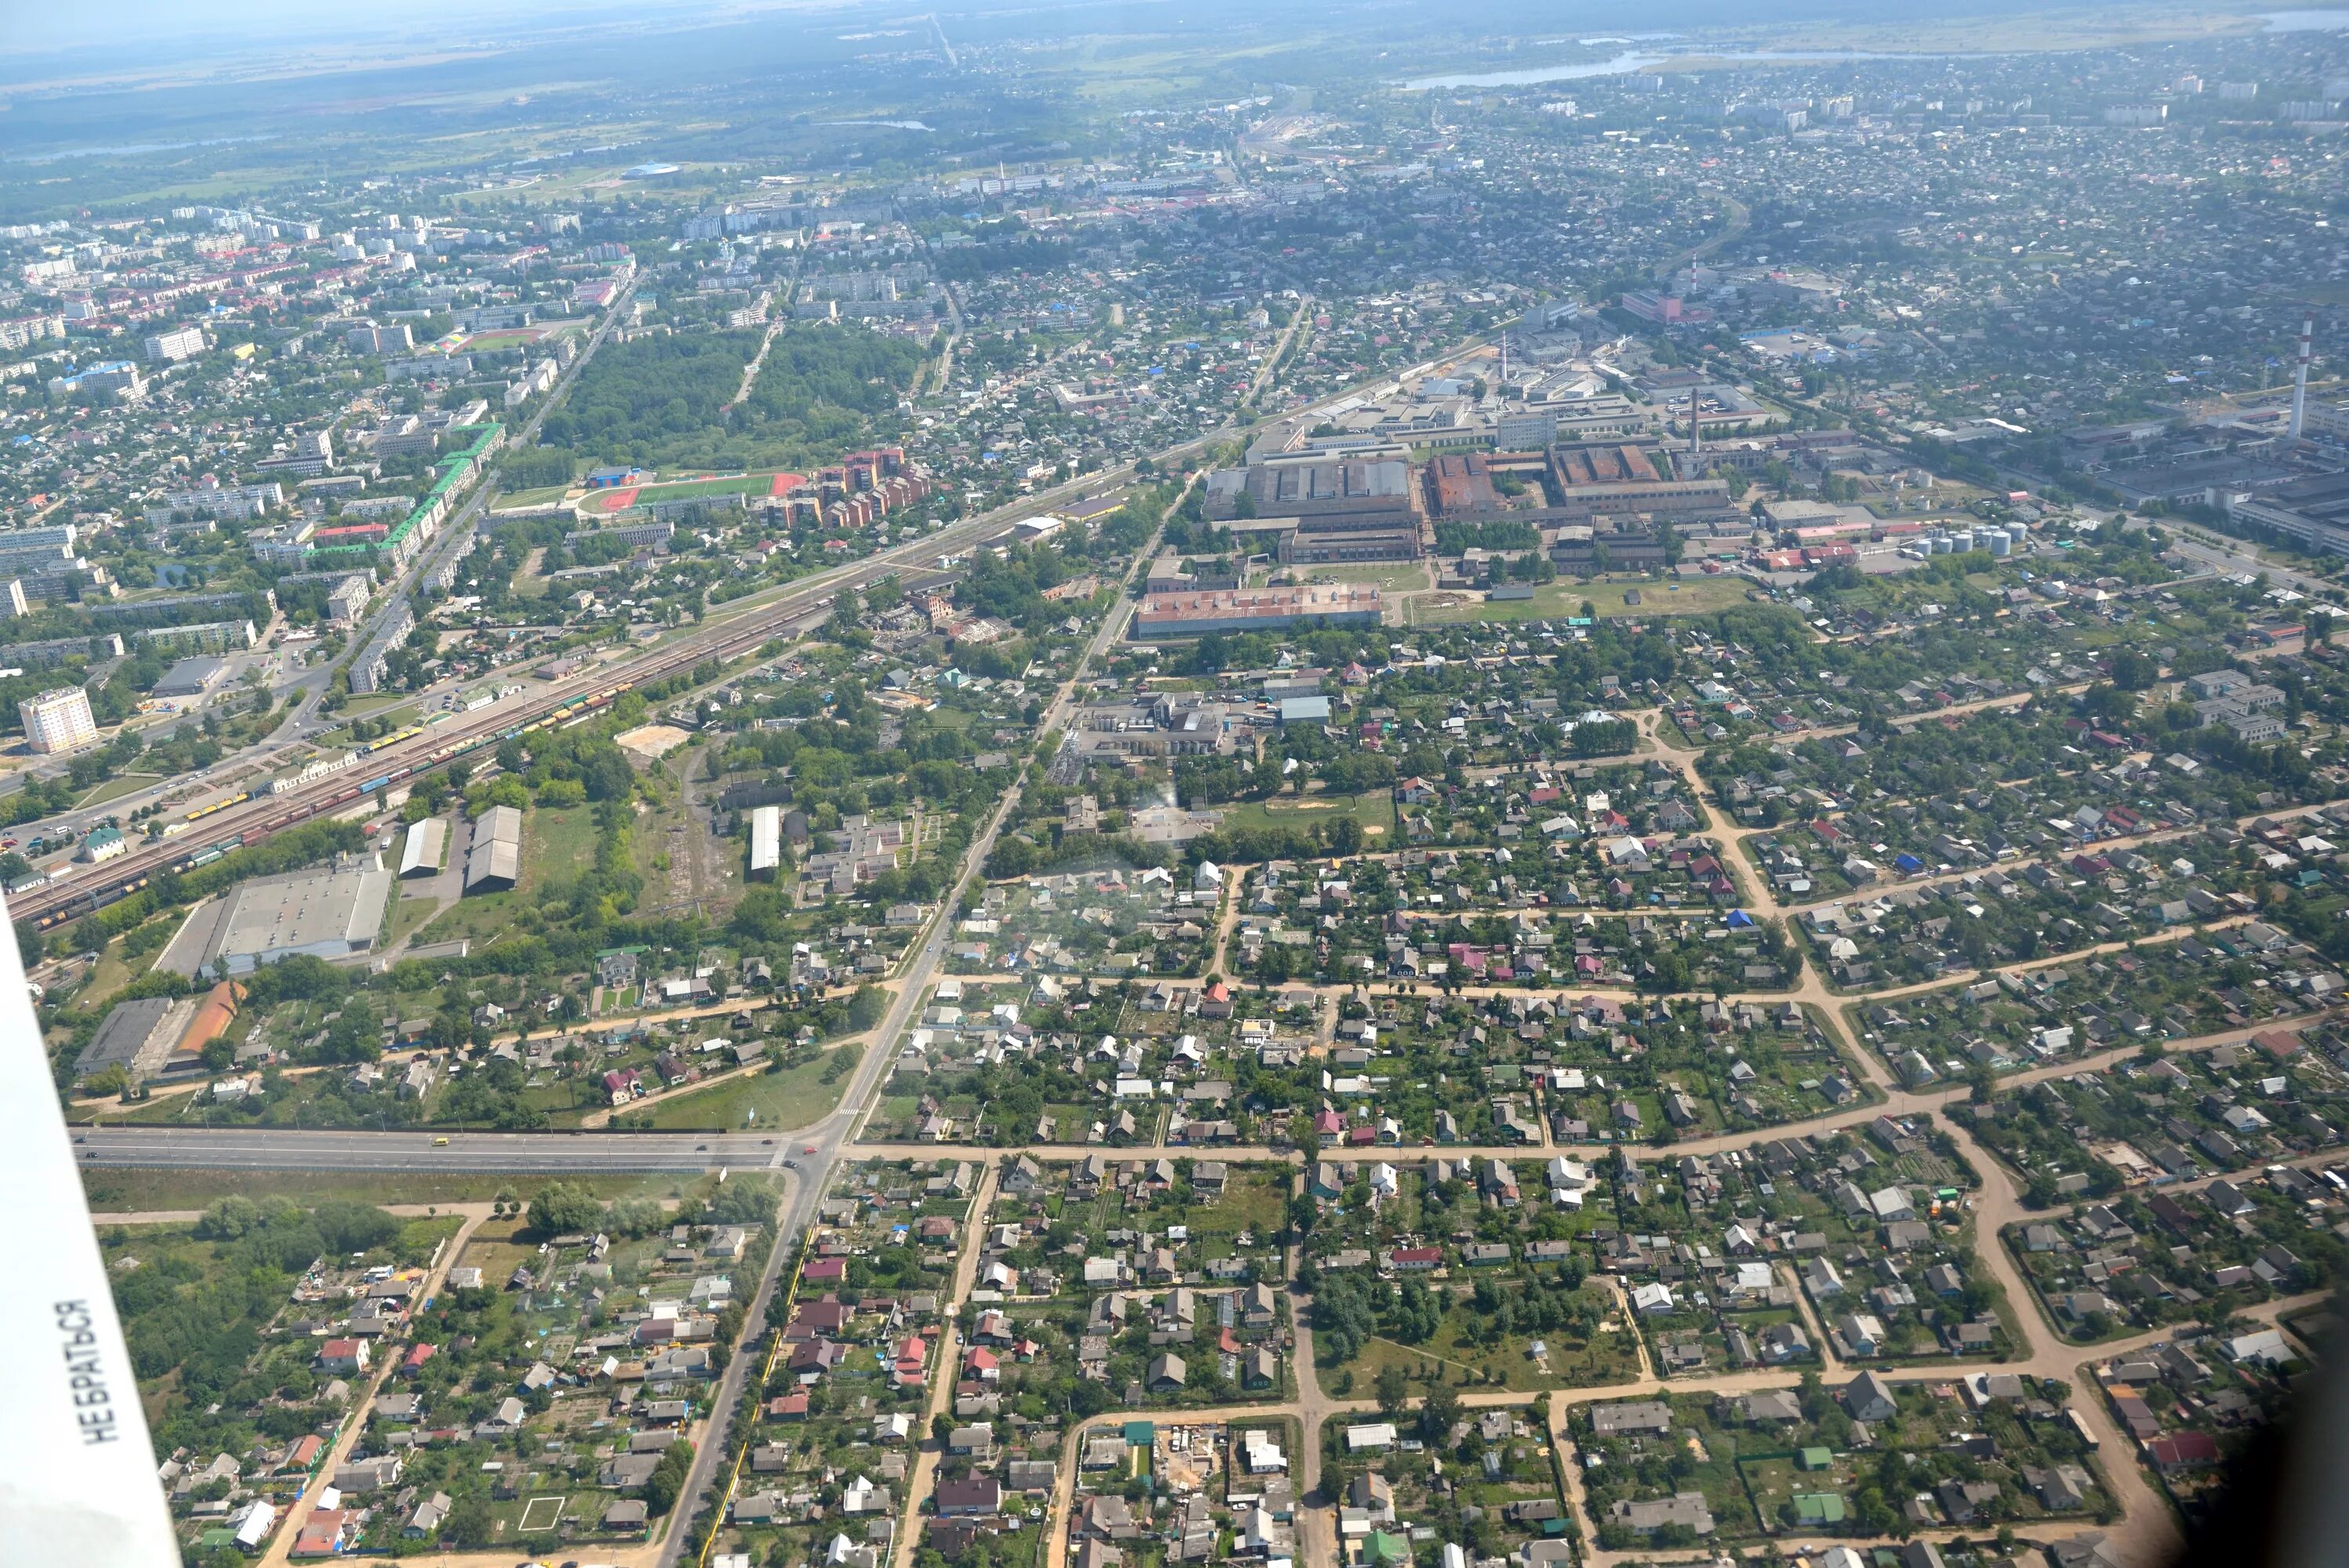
[535,323,923,473]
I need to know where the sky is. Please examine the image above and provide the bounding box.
[5,0,827,63]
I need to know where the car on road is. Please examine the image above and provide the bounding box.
[782,1159,799,1170]
[432,1136,449,1146]
[802,1144,817,1155]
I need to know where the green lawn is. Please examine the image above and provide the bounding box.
[621,1050,854,1132]
[1218,791,1396,840]
[77,772,161,809]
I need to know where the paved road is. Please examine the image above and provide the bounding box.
[655,481,1183,1565]
[74,1127,779,1172]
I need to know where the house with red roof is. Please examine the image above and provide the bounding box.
[316,1339,368,1375]
[2147,1432,2220,1472]
[290,1510,348,1558]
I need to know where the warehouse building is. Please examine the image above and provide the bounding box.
[749,805,782,881]
[399,817,449,879]
[1131,585,1382,639]
[465,804,521,892]
[73,997,196,1085]
[200,862,393,974]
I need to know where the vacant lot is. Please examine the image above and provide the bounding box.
[616,1048,856,1132]
[1420,574,1760,624]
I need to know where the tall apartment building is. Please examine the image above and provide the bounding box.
[143,326,206,364]
[20,686,96,754]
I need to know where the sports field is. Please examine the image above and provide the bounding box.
[456,327,550,352]
[591,470,803,512]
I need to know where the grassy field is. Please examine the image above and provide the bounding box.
[643,473,771,497]
[385,894,444,951]
[1420,573,1761,624]
[1350,1285,1646,1392]
[82,1167,702,1213]
[319,701,423,748]
[78,932,166,1011]
[1218,791,1396,840]
[414,890,525,946]
[529,803,602,887]
[77,772,161,809]
[458,326,562,352]
[496,483,578,508]
[620,1050,853,1132]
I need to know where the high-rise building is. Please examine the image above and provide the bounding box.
[142,326,205,364]
[20,686,96,754]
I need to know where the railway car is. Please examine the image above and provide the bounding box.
[183,791,252,823]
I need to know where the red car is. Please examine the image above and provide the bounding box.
[801,1144,817,1155]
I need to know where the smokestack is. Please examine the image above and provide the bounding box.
[2290,315,2315,441]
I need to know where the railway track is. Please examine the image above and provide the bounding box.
[3,503,1023,932]
[8,303,1519,936]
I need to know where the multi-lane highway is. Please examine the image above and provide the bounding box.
[71,1126,785,1173]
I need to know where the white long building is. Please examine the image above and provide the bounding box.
[399,817,448,879]
[749,805,781,881]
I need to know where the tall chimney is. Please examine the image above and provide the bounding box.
[2290,315,2315,441]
